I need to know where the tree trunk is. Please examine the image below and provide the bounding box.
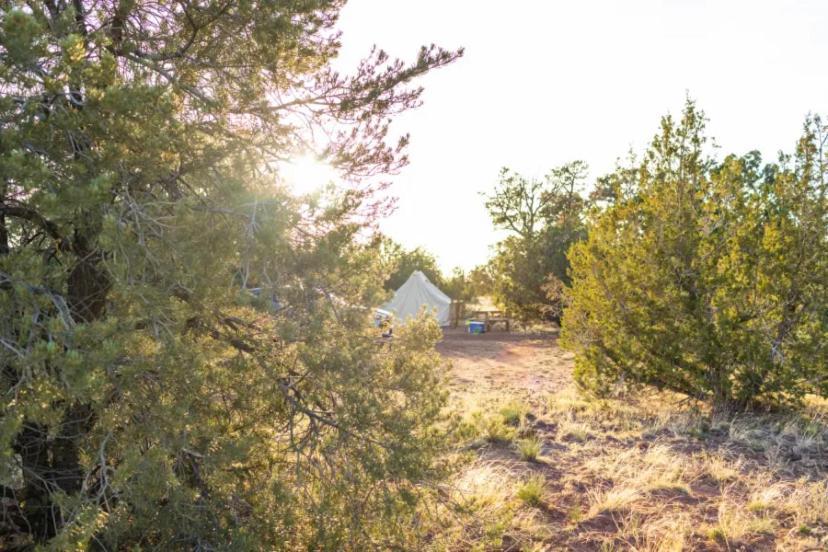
[13,230,108,542]
[1,181,8,255]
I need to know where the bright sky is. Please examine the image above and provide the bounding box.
[330,0,828,271]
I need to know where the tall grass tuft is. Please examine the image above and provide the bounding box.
[517,437,542,462]
[500,402,527,426]
[516,475,546,507]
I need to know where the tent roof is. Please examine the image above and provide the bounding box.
[383,271,452,326]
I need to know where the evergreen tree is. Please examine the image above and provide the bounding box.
[0,1,460,548]
[563,101,828,411]
[377,236,445,291]
[484,162,588,320]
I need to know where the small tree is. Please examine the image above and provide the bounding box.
[563,101,828,411]
[377,236,445,291]
[466,263,495,300]
[443,267,474,302]
[484,163,588,320]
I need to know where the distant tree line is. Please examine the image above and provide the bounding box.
[482,162,589,321]
[377,160,592,317]
[376,235,486,303]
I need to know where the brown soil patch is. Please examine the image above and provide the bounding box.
[439,326,572,408]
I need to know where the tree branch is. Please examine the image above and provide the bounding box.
[0,204,70,251]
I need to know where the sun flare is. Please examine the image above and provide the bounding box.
[281,154,337,196]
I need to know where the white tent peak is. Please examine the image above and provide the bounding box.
[383,271,452,326]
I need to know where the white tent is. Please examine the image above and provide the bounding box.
[384,271,452,326]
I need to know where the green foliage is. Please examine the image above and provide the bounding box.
[484,163,588,321]
[563,100,828,411]
[517,437,541,462]
[0,1,460,549]
[484,418,516,444]
[377,236,446,291]
[516,475,545,507]
[499,402,527,426]
[466,263,496,300]
[442,267,475,303]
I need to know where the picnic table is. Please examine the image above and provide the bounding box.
[468,310,511,332]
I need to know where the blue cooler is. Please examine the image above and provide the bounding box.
[467,320,485,334]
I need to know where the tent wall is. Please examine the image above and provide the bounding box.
[383,271,452,326]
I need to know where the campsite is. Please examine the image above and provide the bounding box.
[1,1,827,551]
[383,279,828,550]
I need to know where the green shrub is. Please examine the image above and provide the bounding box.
[0,2,458,548]
[563,101,828,412]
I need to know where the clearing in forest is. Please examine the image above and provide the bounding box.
[438,328,828,551]
[438,328,571,409]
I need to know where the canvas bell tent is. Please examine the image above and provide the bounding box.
[384,270,452,326]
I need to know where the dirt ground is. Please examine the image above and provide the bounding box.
[434,326,828,551]
[438,326,572,408]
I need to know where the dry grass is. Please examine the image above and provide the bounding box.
[429,387,828,551]
[430,331,828,550]
[516,437,542,462]
[517,474,546,507]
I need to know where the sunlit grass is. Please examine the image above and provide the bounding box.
[517,437,541,462]
[500,401,528,426]
[437,368,828,550]
[484,417,516,444]
[516,475,546,508]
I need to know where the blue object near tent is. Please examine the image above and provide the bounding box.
[467,321,485,334]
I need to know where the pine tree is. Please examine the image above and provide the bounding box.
[563,101,828,411]
[484,162,588,320]
[0,2,460,548]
